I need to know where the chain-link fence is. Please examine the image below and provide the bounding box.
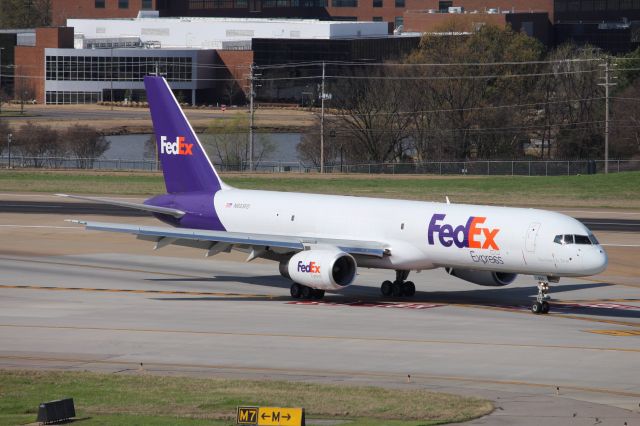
[1,156,639,175]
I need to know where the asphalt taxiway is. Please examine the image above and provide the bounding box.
[1,194,639,425]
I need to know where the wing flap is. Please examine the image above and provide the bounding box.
[70,220,388,257]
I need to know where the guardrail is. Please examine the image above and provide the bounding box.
[0,156,638,175]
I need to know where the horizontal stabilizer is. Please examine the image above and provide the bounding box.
[56,194,185,218]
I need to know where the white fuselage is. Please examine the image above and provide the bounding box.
[212,188,608,278]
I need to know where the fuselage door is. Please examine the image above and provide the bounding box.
[525,222,541,252]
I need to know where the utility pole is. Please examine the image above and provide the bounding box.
[599,57,616,174]
[249,63,255,172]
[248,63,260,172]
[110,47,114,110]
[320,61,325,174]
[0,47,4,115]
[7,133,12,169]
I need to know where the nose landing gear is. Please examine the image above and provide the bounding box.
[381,270,416,298]
[532,276,555,314]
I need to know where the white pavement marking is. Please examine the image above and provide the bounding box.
[600,243,640,247]
[0,225,79,229]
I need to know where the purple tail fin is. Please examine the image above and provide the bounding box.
[144,76,225,194]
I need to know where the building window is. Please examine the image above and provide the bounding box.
[332,0,357,6]
[373,0,382,6]
[394,16,403,28]
[95,0,105,7]
[373,16,383,21]
[438,0,452,12]
[45,55,193,83]
[607,0,619,8]
[119,0,129,8]
[395,0,404,6]
[142,0,153,9]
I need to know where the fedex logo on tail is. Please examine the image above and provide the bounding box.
[298,261,321,273]
[160,136,193,156]
[428,213,500,250]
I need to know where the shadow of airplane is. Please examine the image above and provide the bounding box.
[148,275,640,321]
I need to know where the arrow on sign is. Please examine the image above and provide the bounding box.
[283,414,291,420]
[261,412,270,420]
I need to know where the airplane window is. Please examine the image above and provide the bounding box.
[574,235,591,245]
[588,234,599,245]
[553,235,563,244]
[563,235,574,244]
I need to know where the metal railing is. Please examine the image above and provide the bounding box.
[1,156,639,175]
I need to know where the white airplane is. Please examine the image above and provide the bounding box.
[63,76,608,315]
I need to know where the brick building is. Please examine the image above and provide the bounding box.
[51,0,157,26]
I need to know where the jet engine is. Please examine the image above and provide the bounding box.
[446,268,517,287]
[280,249,357,290]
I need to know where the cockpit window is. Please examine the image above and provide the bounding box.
[553,234,596,245]
[574,235,591,245]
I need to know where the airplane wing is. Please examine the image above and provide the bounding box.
[56,194,185,218]
[68,220,390,258]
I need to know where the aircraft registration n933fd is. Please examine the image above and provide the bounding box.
[62,76,608,315]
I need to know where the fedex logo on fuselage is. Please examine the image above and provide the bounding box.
[428,213,500,250]
[160,136,193,156]
[297,261,321,274]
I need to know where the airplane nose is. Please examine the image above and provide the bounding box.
[585,247,608,275]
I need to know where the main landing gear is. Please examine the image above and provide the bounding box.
[531,277,553,314]
[290,283,325,300]
[380,270,416,298]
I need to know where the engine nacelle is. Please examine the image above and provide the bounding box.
[446,268,517,287]
[282,250,357,290]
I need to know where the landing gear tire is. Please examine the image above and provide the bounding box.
[312,289,325,300]
[541,301,550,314]
[381,280,393,297]
[381,272,415,298]
[391,282,403,297]
[301,285,313,299]
[533,277,553,315]
[531,301,543,314]
[401,281,416,297]
[290,283,302,299]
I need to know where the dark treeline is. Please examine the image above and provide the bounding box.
[0,0,51,28]
[298,26,640,165]
[0,122,110,168]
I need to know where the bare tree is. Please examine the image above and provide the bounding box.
[330,67,411,163]
[63,125,110,169]
[297,116,351,168]
[14,121,59,167]
[204,114,274,170]
[609,81,640,158]
[0,120,10,157]
[13,74,36,115]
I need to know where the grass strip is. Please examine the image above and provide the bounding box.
[0,370,492,425]
[0,170,638,208]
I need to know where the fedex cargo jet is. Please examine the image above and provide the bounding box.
[64,76,608,315]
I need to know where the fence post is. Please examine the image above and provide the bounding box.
[567,161,569,176]
[511,161,514,176]
[528,161,531,176]
[439,162,442,175]
[545,162,548,176]
[617,160,620,173]
[487,161,490,175]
